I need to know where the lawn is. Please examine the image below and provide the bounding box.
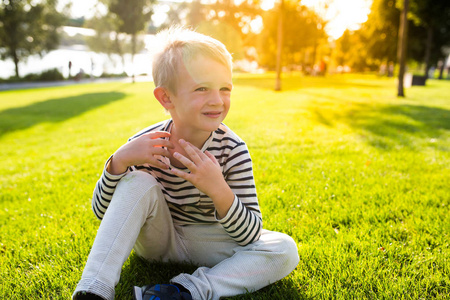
[0,73,449,299]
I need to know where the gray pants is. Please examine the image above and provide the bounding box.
[74,171,299,300]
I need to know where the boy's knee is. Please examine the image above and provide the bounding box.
[119,171,157,188]
[260,231,299,272]
[116,171,161,200]
[282,234,300,270]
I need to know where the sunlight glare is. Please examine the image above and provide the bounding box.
[151,4,171,27]
[325,0,371,39]
[250,16,263,34]
[257,0,371,39]
[261,0,275,11]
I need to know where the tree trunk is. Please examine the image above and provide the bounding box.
[131,33,136,83]
[113,32,126,75]
[423,26,433,79]
[312,39,317,69]
[438,57,447,79]
[397,0,409,97]
[13,49,20,78]
[275,0,284,91]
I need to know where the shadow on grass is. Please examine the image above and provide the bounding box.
[115,255,197,299]
[0,91,126,137]
[116,254,306,299]
[310,103,450,150]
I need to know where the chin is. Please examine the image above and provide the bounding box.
[200,122,222,132]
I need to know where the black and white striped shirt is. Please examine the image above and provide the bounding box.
[92,119,262,246]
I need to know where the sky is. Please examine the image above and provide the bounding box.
[59,0,372,40]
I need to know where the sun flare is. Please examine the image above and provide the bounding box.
[262,0,371,39]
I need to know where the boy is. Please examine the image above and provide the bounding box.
[73,26,299,300]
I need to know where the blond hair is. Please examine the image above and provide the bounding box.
[152,26,233,94]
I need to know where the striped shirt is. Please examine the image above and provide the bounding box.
[92,119,262,246]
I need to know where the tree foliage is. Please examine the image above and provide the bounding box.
[341,0,450,75]
[359,0,400,65]
[85,13,144,67]
[154,0,262,61]
[408,0,450,76]
[257,1,326,70]
[0,0,66,78]
[104,0,153,79]
[333,29,369,71]
[109,0,152,36]
[197,21,246,60]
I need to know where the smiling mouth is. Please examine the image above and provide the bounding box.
[203,112,222,118]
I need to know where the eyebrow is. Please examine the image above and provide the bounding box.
[195,81,233,87]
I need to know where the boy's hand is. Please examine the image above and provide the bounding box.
[107,131,173,175]
[169,139,234,218]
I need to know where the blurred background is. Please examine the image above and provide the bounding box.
[0,0,449,83]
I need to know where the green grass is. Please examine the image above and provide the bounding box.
[1,74,449,299]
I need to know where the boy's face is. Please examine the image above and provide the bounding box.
[167,54,232,135]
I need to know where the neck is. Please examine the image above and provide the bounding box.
[170,123,211,150]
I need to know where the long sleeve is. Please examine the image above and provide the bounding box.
[215,139,262,246]
[92,157,128,220]
[91,121,168,219]
[90,121,167,220]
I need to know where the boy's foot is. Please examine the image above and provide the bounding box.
[73,291,105,300]
[133,284,192,300]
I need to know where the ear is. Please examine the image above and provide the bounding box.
[154,87,174,110]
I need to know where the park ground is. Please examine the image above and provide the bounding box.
[0,73,449,299]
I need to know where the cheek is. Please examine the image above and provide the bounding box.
[223,99,231,116]
[184,97,203,111]
[221,93,231,103]
[224,97,231,109]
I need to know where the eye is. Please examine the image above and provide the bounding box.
[220,87,232,92]
[195,87,207,92]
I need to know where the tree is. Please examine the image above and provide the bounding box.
[275,0,284,91]
[85,13,145,75]
[359,0,400,66]
[157,0,261,62]
[108,0,154,81]
[205,0,262,39]
[186,0,204,27]
[196,21,245,60]
[409,0,450,79]
[0,0,66,78]
[334,29,369,71]
[257,1,326,70]
[334,30,352,67]
[351,0,449,79]
[397,0,409,97]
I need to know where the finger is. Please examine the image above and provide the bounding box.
[169,166,191,181]
[179,139,203,163]
[142,153,169,169]
[173,152,197,170]
[151,146,171,158]
[152,158,170,170]
[205,150,219,166]
[151,138,174,149]
[141,132,173,149]
[146,131,171,139]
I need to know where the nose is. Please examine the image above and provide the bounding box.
[208,90,223,106]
